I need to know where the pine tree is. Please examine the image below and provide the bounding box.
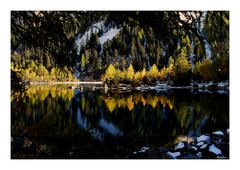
[199,58,216,82]
[147,64,159,82]
[193,61,202,81]
[174,49,192,85]
[126,64,135,81]
[81,53,85,71]
[102,64,116,83]
[131,37,136,63]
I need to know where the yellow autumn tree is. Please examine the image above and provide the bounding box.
[118,69,127,81]
[102,64,116,83]
[147,64,159,81]
[133,71,142,83]
[141,68,147,78]
[159,66,167,80]
[126,64,135,81]
[167,63,175,79]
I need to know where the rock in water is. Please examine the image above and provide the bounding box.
[200,144,208,149]
[175,142,185,150]
[167,151,181,159]
[196,152,202,158]
[212,131,224,136]
[197,142,204,146]
[191,146,198,151]
[209,144,222,155]
[139,146,150,153]
[197,135,210,143]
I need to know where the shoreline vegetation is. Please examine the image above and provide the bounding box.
[11,11,229,93]
[11,61,229,92]
[11,62,228,92]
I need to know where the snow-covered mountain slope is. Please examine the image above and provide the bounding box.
[74,20,122,80]
[75,20,121,55]
[76,21,105,55]
[99,27,121,45]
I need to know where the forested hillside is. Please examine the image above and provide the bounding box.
[11,11,229,85]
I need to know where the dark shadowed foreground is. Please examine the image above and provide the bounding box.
[11,85,229,159]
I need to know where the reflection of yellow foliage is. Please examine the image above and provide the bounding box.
[25,85,74,105]
[158,95,174,109]
[158,96,166,107]
[117,98,126,108]
[168,98,174,110]
[175,104,191,128]
[81,96,85,111]
[50,86,56,98]
[147,96,158,108]
[104,97,117,112]
[61,89,67,98]
[126,95,134,111]
[65,90,74,101]
[38,89,49,102]
[101,94,174,111]
[141,96,147,106]
[133,94,142,105]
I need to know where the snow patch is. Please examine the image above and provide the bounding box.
[99,27,121,45]
[76,20,105,54]
[196,152,202,157]
[167,151,181,159]
[196,142,204,146]
[191,146,198,151]
[197,135,210,143]
[213,131,224,136]
[209,144,222,155]
[200,144,208,149]
[175,142,185,150]
[139,146,150,153]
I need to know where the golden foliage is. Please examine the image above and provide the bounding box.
[126,64,135,80]
[104,97,117,112]
[147,64,159,80]
[159,66,167,80]
[117,98,126,108]
[175,52,191,74]
[101,94,174,111]
[26,85,74,104]
[102,64,116,82]
[141,68,147,78]
[147,95,158,108]
[133,71,142,83]
[126,95,134,111]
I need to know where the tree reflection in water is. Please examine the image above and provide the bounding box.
[11,85,229,158]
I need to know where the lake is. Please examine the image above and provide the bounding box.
[11,85,229,159]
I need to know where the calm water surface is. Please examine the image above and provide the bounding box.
[11,85,229,158]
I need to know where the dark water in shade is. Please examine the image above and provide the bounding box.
[11,85,229,158]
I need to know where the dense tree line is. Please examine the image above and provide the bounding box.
[11,11,229,84]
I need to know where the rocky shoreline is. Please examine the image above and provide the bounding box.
[132,129,229,159]
[104,81,229,93]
